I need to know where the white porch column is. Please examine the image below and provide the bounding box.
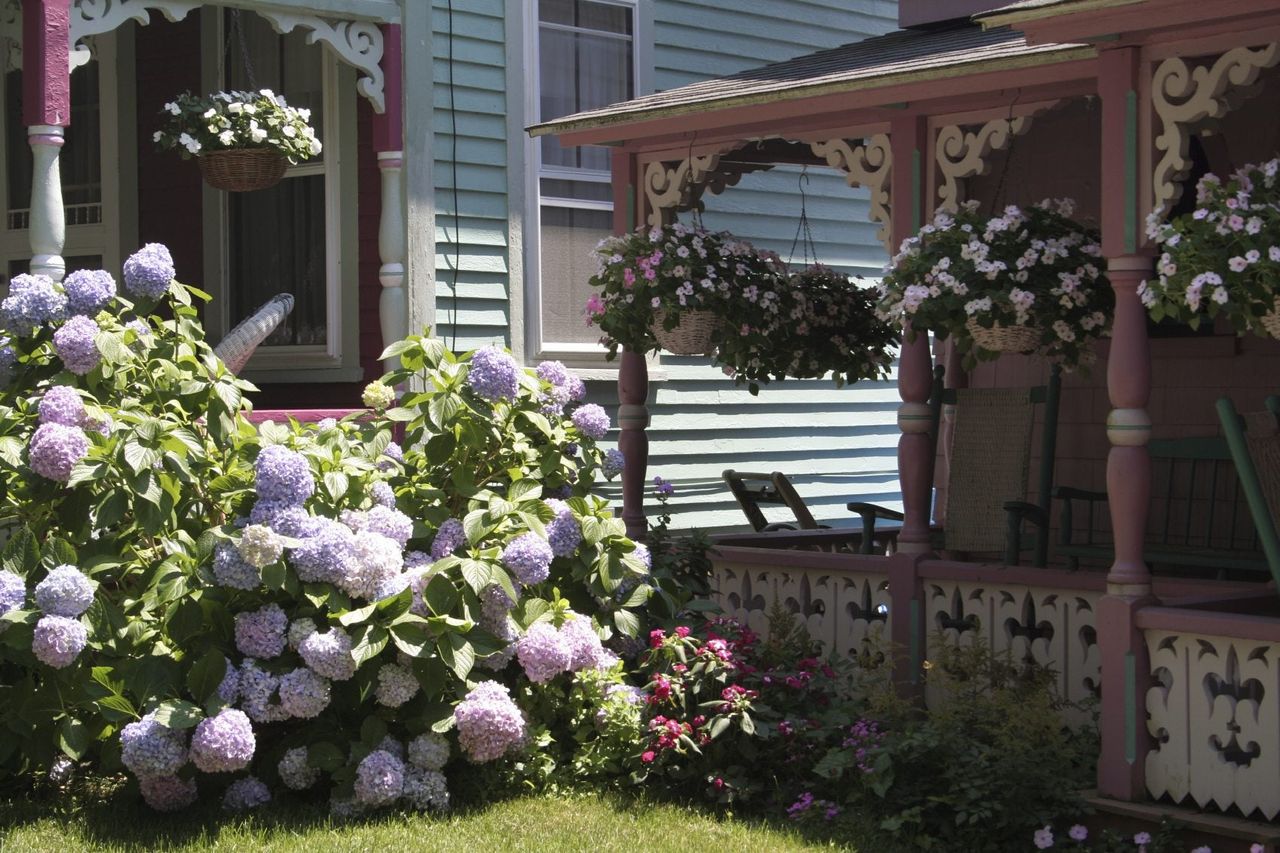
[28,125,66,282]
[378,150,408,371]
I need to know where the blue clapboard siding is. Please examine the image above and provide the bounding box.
[619,0,903,532]
[432,0,512,351]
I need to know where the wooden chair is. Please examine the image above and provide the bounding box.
[848,364,1062,567]
[722,469,820,531]
[1216,395,1280,585]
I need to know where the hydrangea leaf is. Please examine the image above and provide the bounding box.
[185,650,226,704]
[150,699,203,730]
[611,609,640,638]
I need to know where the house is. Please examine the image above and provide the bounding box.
[532,0,1280,838]
[4,0,902,532]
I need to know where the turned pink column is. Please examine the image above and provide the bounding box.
[23,0,70,282]
[612,150,649,540]
[373,24,407,370]
[1096,45,1157,802]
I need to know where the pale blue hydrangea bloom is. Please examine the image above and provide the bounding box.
[407,733,450,771]
[278,667,331,719]
[2,273,67,335]
[32,614,86,668]
[63,269,116,316]
[254,445,314,505]
[28,422,88,482]
[354,749,405,807]
[213,541,259,591]
[120,714,189,779]
[0,570,25,616]
[38,386,85,427]
[34,565,94,617]
[374,662,420,708]
[454,681,526,762]
[516,621,572,684]
[278,747,320,790]
[571,403,611,439]
[501,534,553,585]
[402,767,450,811]
[52,316,101,375]
[122,243,175,300]
[560,614,611,672]
[190,708,255,773]
[234,603,287,659]
[222,776,271,811]
[298,627,356,681]
[290,518,356,585]
[139,774,197,812]
[430,518,465,560]
[236,658,288,723]
[602,448,625,478]
[465,346,521,402]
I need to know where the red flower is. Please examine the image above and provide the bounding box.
[713,777,725,790]
[649,629,666,648]
[675,626,691,638]
[641,750,656,763]
[673,663,687,673]
[652,675,672,701]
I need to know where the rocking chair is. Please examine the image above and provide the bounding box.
[1216,395,1280,586]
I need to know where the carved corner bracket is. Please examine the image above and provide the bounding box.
[811,134,892,253]
[934,116,1035,215]
[641,143,756,228]
[258,13,386,113]
[1152,43,1280,221]
[70,0,202,70]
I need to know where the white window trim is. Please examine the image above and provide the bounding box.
[521,0,653,366]
[200,8,361,383]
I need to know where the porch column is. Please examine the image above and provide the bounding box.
[1096,45,1157,802]
[613,150,648,540]
[23,0,70,282]
[373,24,407,371]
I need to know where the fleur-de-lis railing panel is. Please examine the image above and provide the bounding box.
[1145,629,1280,819]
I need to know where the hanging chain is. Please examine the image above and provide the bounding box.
[683,131,705,229]
[987,88,1023,215]
[787,166,819,268]
[226,9,260,92]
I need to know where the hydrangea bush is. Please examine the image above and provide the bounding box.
[154,89,321,162]
[877,199,1112,369]
[0,252,655,817]
[1141,157,1280,336]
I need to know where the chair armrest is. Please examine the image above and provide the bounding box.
[846,502,905,521]
[1004,500,1049,528]
[762,522,798,532]
[1052,486,1107,502]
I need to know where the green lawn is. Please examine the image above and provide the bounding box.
[0,789,866,852]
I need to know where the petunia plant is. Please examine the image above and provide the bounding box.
[154,89,321,163]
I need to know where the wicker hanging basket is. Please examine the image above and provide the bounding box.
[1260,298,1280,340]
[198,149,288,193]
[965,318,1043,354]
[652,309,720,355]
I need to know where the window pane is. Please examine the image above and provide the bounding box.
[540,0,633,35]
[539,205,612,346]
[7,64,102,213]
[228,175,326,347]
[5,70,25,213]
[226,12,324,161]
[540,178,612,203]
[539,25,631,170]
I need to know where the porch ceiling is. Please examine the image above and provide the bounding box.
[528,24,1092,145]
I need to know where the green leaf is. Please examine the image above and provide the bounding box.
[462,510,491,546]
[508,479,542,502]
[96,693,138,722]
[378,339,417,362]
[390,619,433,657]
[186,650,228,704]
[323,471,350,501]
[739,713,756,736]
[150,699,204,730]
[612,609,640,638]
[351,624,389,667]
[261,560,286,590]
[382,407,415,422]
[375,587,414,621]
[360,716,388,747]
[707,715,731,740]
[458,559,491,594]
[437,634,475,681]
[308,741,345,772]
[422,574,459,616]
[427,394,463,429]
[337,601,379,628]
[95,330,131,364]
[59,717,90,759]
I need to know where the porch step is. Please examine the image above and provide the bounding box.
[1086,793,1280,852]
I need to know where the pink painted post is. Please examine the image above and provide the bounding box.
[612,150,649,540]
[372,25,407,370]
[886,115,932,699]
[1096,46,1157,802]
[23,0,71,282]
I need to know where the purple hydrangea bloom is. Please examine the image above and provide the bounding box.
[455,681,527,763]
[633,542,652,571]
[121,714,188,779]
[343,530,403,600]
[0,337,16,384]
[217,658,240,703]
[466,346,521,402]
[0,570,25,615]
[375,662,420,707]
[571,404,610,440]
[234,603,287,659]
[254,445,314,505]
[407,733,450,771]
[431,518,465,560]
[63,269,116,316]
[32,614,86,668]
[343,505,413,549]
[259,504,322,539]
[278,667,331,719]
[236,659,287,723]
[190,708,255,773]
[213,541,259,591]
[126,318,152,351]
[478,606,518,672]
[560,614,609,671]
[140,775,198,812]
[122,243,175,300]
[480,583,516,623]
[83,413,112,436]
[354,749,405,807]
[602,449,625,478]
[370,481,396,509]
[377,735,406,760]
[535,360,570,386]
[374,570,411,603]
[298,627,356,681]
[53,315,102,375]
[2,273,67,335]
[288,618,317,650]
[33,565,94,617]
[238,524,284,568]
[501,534,553,585]
[223,776,271,812]
[38,386,85,427]
[516,622,572,683]
[403,766,450,811]
[28,422,88,482]
[290,518,356,585]
[546,509,582,558]
[279,747,319,790]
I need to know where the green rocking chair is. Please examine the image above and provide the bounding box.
[1216,395,1280,585]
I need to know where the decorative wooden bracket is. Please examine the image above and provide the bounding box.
[70,0,201,70]
[934,116,1034,214]
[810,134,892,252]
[1152,43,1280,220]
[641,143,755,228]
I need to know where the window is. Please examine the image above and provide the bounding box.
[527,0,638,358]
[203,10,357,379]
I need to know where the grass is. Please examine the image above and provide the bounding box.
[0,786,867,853]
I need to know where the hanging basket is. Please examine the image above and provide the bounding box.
[652,309,720,355]
[1260,298,1280,340]
[198,149,288,193]
[965,318,1043,354]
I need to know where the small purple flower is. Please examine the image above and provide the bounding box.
[431,518,466,560]
[120,714,189,779]
[139,775,197,812]
[63,269,116,316]
[2,273,67,335]
[32,615,87,668]
[516,622,572,683]
[454,681,526,763]
[571,404,610,439]
[602,448,625,478]
[546,510,582,558]
[653,476,675,496]
[122,243,175,300]
[223,776,271,812]
[1033,826,1054,849]
[278,667,331,719]
[33,564,94,617]
[53,316,101,375]
[190,708,255,773]
[354,749,405,807]
[38,386,85,427]
[0,570,25,615]
[370,481,396,509]
[254,445,314,505]
[234,603,288,659]
[501,533,553,585]
[29,422,88,482]
[1134,832,1152,846]
[633,543,652,571]
[1068,825,1088,842]
[466,346,521,402]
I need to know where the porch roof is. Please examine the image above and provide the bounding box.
[527,24,1091,142]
